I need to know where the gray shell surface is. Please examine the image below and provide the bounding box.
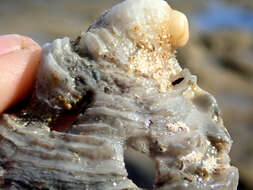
[0,0,238,189]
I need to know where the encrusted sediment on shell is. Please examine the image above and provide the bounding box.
[79,0,188,92]
[0,0,238,189]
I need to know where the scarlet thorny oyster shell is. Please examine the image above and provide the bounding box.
[0,0,238,189]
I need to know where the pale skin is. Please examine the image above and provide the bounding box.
[0,34,41,114]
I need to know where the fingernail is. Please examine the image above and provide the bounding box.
[0,34,22,56]
[21,36,41,51]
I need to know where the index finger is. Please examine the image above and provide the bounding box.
[0,34,41,113]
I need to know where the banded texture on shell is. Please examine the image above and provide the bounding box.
[0,0,238,189]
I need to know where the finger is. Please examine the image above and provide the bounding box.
[0,34,22,56]
[0,35,41,113]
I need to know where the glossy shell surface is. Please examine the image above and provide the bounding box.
[0,0,238,189]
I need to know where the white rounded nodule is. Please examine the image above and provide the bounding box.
[103,0,189,48]
[169,10,189,48]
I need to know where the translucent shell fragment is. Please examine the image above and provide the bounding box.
[0,0,238,189]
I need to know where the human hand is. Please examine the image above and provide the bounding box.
[0,34,41,114]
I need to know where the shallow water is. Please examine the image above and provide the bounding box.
[193,0,253,32]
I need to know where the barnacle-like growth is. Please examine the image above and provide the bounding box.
[0,0,238,189]
[80,0,189,92]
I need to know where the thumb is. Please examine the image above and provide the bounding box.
[0,34,41,114]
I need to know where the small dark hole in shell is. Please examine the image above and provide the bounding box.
[50,113,79,132]
[172,77,184,86]
[148,120,153,126]
[124,148,155,190]
[51,90,95,132]
[104,87,111,94]
[71,36,81,52]
[156,180,166,188]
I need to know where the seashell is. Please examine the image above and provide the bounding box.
[0,0,238,189]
